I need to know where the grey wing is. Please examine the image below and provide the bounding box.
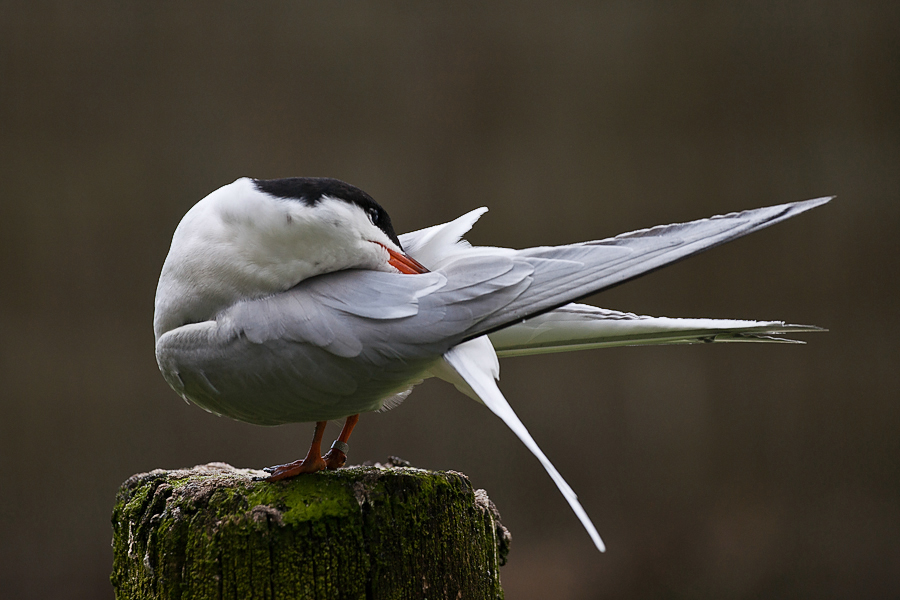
[454,197,832,340]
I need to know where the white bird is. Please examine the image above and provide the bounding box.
[154,177,829,552]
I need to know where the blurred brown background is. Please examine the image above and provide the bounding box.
[1,2,898,598]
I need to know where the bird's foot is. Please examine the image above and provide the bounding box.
[323,448,347,470]
[258,455,326,481]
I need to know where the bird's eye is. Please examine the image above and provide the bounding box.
[367,208,380,225]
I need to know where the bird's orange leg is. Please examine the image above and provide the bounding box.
[323,414,359,470]
[262,421,328,481]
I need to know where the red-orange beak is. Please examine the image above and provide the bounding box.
[378,243,430,274]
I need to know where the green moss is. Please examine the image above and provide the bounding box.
[247,471,359,525]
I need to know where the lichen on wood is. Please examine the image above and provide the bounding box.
[111,462,510,600]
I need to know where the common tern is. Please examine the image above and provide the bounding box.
[154,177,829,552]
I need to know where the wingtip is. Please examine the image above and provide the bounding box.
[760,195,828,217]
[798,195,834,208]
[784,324,828,332]
[463,206,490,223]
[730,195,832,231]
[781,196,833,216]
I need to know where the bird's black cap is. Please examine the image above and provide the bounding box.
[253,177,403,249]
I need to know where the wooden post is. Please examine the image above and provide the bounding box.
[111,462,510,599]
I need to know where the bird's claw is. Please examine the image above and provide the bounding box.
[258,456,327,481]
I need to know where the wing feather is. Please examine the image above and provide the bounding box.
[489,304,824,356]
[458,197,832,339]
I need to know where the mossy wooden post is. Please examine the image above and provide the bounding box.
[111,462,510,599]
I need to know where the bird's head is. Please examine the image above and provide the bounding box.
[153,177,427,339]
